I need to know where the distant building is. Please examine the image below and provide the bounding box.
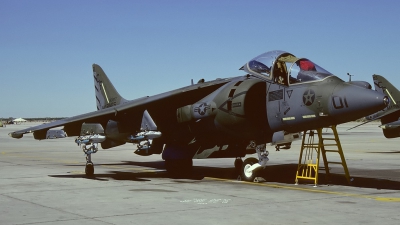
[13,118,27,124]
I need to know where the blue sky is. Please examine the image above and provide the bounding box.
[1,0,399,118]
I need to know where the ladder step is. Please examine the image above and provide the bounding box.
[320,144,338,146]
[295,176,316,180]
[324,150,339,153]
[327,161,343,165]
[322,138,337,141]
[302,145,319,148]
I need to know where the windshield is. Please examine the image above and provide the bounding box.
[242,50,287,78]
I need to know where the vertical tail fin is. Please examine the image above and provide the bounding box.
[92,64,127,110]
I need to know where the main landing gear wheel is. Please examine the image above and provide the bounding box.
[85,163,94,176]
[240,157,259,182]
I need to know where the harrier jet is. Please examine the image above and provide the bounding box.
[9,50,388,181]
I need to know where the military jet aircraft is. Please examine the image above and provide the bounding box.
[9,50,388,181]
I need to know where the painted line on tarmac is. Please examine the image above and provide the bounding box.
[1,152,81,164]
[205,177,400,202]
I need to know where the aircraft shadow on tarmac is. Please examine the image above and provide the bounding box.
[49,161,400,190]
[368,151,400,154]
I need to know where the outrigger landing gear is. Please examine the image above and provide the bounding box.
[76,140,99,176]
[74,123,106,177]
[82,143,98,176]
[239,141,269,182]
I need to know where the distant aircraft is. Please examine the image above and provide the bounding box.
[360,75,400,138]
[9,50,388,181]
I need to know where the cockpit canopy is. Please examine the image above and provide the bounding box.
[240,50,333,85]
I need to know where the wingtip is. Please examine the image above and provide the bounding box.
[8,132,23,139]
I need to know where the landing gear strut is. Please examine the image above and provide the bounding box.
[76,140,99,176]
[83,143,98,176]
[74,123,106,176]
[240,142,269,182]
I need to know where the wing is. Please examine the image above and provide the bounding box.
[9,77,234,139]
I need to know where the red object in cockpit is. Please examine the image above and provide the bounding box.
[299,60,316,71]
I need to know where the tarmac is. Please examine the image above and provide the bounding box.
[1,122,400,225]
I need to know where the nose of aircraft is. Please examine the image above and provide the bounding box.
[329,83,388,123]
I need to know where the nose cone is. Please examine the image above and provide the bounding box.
[329,83,388,123]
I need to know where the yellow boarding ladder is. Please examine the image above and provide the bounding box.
[295,125,351,186]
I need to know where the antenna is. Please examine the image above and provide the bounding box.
[347,73,354,82]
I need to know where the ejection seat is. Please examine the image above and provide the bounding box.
[273,62,288,85]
